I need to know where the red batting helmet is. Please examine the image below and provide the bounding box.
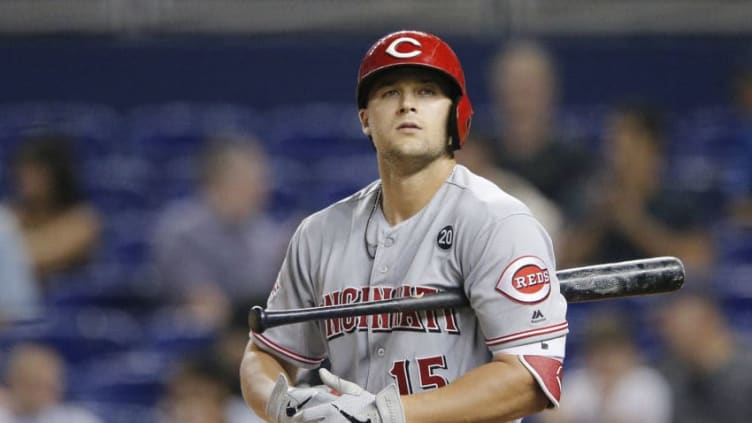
[356,30,473,150]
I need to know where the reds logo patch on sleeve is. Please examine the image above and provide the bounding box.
[496,256,552,304]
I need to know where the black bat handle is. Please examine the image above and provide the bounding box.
[248,290,468,334]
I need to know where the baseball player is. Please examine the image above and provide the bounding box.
[240,30,568,423]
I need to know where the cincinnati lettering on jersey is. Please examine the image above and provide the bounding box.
[322,285,460,340]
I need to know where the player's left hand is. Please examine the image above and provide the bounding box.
[267,373,340,423]
[292,369,405,423]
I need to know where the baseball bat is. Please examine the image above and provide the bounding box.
[248,256,684,333]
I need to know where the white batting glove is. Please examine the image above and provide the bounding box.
[292,369,405,423]
[267,373,340,423]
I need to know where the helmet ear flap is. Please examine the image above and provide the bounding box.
[453,95,473,150]
[447,99,460,151]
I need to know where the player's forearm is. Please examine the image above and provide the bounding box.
[240,342,298,421]
[401,354,549,423]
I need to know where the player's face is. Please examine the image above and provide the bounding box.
[359,68,453,164]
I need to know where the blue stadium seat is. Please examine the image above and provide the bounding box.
[142,308,216,356]
[67,349,171,407]
[78,402,157,423]
[666,106,734,192]
[0,103,125,200]
[0,307,143,365]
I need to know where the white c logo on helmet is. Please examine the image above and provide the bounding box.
[385,37,422,59]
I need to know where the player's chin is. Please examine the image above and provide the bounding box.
[383,141,427,158]
[383,147,444,170]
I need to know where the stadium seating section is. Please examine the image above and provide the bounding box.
[0,101,749,422]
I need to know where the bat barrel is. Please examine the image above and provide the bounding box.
[558,256,684,302]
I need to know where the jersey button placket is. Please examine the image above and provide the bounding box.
[370,229,395,282]
[378,236,396,273]
[367,228,396,390]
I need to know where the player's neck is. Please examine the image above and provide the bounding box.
[378,157,455,226]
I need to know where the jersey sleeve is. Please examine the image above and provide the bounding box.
[251,222,327,369]
[461,213,568,353]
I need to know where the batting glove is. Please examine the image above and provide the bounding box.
[292,368,405,423]
[267,373,340,423]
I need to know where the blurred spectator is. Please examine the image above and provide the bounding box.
[541,311,672,423]
[6,135,102,282]
[0,205,39,324]
[156,353,263,423]
[722,64,752,227]
[457,136,564,241]
[151,137,292,329]
[156,357,228,423]
[557,102,714,274]
[207,307,265,423]
[487,40,595,226]
[210,307,254,398]
[658,293,752,423]
[0,343,102,423]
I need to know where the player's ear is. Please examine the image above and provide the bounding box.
[358,109,371,136]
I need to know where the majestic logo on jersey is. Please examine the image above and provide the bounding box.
[322,285,460,340]
[385,37,422,59]
[436,225,454,250]
[531,309,546,323]
[496,256,552,304]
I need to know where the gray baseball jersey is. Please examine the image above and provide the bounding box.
[253,164,568,398]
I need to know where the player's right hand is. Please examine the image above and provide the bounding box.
[292,369,405,423]
[267,373,340,423]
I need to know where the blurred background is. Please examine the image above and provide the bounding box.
[0,1,751,422]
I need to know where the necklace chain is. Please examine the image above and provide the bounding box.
[363,186,381,260]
